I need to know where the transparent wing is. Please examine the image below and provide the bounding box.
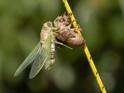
[29,46,50,79]
[14,42,41,77]
[29,32,52,79]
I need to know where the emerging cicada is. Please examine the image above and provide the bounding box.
[14,14,85,79]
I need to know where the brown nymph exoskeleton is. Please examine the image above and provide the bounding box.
[53,14,85,46]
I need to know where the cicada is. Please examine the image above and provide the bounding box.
[14,14,85,79]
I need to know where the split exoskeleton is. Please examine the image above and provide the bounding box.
[53,14,85,46]
[14,14,85,79]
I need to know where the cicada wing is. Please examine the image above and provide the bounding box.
[14,42,42,77]
[29,46,50,79]
[29,31,52,79]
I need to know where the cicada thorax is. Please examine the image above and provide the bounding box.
[40,21,53,44]
[54,14,85,46]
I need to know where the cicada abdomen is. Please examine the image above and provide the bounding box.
[54,14,85,46]
[40,22,56,69]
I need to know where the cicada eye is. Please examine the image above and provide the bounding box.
[46,22,53,27]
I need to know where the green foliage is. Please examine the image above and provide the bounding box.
[0,0,124,93]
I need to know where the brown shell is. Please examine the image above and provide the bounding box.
[54,14,85,46]
[66,32,85,46]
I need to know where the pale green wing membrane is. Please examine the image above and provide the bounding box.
[29,46,50,79]
[14,42,41,77]
[29,31,52,79]
[15,23,54,79]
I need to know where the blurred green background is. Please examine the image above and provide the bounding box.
[0,0,124,93]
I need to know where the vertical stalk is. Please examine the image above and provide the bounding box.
[62,0,107,93]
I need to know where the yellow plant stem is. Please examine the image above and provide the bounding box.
[62,0,107,93]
